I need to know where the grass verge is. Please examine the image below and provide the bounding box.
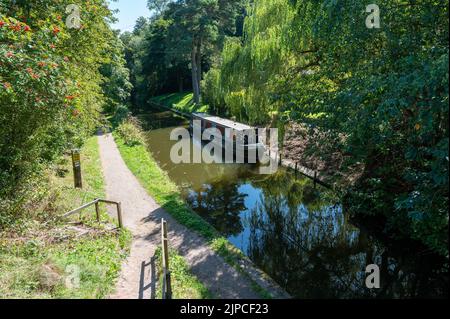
[0,136,131,299]
[154,247,211,299]
[113,133,274,299]
[150,92,209,113]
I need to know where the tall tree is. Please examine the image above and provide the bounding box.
[147,0,170,14]
[159,0,245,104]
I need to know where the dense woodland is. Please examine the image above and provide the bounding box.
[0,0,448,266]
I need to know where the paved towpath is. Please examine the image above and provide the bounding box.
[97,133,268,299]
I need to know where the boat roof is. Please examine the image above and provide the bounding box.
[192,113,253,131]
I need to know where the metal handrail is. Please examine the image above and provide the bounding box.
[63,198,123,229]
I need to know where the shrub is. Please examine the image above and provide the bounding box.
[0,1,126,224]
[116,117,145,146]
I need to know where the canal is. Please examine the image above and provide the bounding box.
[137,107,448,299]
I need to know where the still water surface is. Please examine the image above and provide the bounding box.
[138,108,448,298]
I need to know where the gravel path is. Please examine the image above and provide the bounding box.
[97,133,264,299]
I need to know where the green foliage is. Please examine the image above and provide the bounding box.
[116,116,145,146]
[203,0,449,256]
[147,0,170,14]
[201,68,225,115]
[0,1,132,298]
[150,92,209,113]
[0,12,72,210]
[123,0,246,108]
[100,32,132,114]
[151,92,194,110]
[121,16,192,109]
[203,0,295,124]
[110,104,132,128]
[0,136,131,298]
[0,224,131,299]
[0,0,130,222]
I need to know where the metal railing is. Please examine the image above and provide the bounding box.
[161,218,172,299]
[63,198,123,229]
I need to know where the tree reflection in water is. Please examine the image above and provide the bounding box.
[247,171,448,298]
[143,108,448,298]
[185,179,247,237]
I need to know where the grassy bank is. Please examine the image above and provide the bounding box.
[0,137,131,299]
[113,131,275,299]
[113,133,217,240]
[150,92,209,113]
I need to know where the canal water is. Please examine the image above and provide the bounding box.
[138,108,448,299]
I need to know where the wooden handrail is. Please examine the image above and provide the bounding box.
[63,198,123,229]
[161,218,172,299]
[63,199,98,217]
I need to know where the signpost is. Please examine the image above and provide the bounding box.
[71,149,83,189]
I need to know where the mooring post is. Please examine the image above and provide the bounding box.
[71,149,83,189]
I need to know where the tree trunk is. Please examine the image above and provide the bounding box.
[177,73,184,93]
[196,40,202,101]
[191,43,200,104]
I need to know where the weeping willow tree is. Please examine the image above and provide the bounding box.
[203,0,299,124]
[203,0,449,257]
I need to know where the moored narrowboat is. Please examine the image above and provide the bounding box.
[190,113,267,163]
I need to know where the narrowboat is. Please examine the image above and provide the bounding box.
[190,113,267,163]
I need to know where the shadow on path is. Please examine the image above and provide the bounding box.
[139,256,156,299]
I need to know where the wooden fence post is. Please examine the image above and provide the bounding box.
[161,219,172,299]
[71,149,83,189]
[117,202,123,229]
[95,200,100,222]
